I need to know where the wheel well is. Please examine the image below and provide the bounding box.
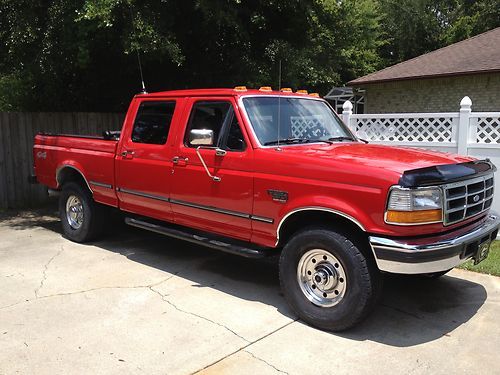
[278,210,373,260]
[57,166,91,193]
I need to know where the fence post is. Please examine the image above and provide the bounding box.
[342,100,353,132]
[458,96,472,155]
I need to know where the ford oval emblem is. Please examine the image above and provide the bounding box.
[473,194,480,203]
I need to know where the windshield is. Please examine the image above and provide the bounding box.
[242,97,354,146]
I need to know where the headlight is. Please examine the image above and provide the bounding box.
[385,187,443,225]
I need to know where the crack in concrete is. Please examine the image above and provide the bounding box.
[243,350,289,374]
[2,247,299,375]
[191,318,299,375]
[381,303,423,320]
[0,274,177,310]
[34,245,64,298]
[0,300,29,311]
[148,286,251,344]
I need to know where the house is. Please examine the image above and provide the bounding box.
[348,27,500,113]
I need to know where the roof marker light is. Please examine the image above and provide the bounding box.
[234,86,247,91]
[310,93,320,97]
[280,88,292,92]
[259,86,272,91]
[296,90,308,94]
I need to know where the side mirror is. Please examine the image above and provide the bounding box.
[189,129,214,146]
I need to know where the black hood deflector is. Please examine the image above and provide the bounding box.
[399,159,496,187]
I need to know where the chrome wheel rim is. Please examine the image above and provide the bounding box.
[297,249,347,307]
[66,195,84,230]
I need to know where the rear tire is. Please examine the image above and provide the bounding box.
[59,182,104,242]
[279,227,382,331]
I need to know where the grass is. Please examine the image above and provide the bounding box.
[458,240,500,276]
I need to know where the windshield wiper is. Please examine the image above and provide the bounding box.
[310,139,333,144]
[264,138,310,146]
[328,136,356,142]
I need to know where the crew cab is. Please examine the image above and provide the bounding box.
[33,87,499,331]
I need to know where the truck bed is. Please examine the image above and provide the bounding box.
[34,133,119,206]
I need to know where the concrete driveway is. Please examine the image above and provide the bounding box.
[1,209,499,375]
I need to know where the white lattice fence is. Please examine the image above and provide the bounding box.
[472,114,500,144]
[290,115,348,139]
[341,96,500,216]
[352,115,457,143]
[291,115,328,138]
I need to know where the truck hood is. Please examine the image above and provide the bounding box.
[254,142,476,189]
[282,143,473,175]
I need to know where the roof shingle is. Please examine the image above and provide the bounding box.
[348,27,500,85]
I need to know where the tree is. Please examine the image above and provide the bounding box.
[378,0,500,65]
[0,0,499,111]
[443,0,500,43]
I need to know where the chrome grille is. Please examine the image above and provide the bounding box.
[443,174,494,225]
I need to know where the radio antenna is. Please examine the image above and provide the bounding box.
[278,59,282,91]
[277,59,282,150]
[129,5,147,94]
[135,46,147,94]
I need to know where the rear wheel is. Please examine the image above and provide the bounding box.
[59,182,104,242]
[279,227,382,331]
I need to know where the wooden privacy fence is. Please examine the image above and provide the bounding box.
[0,112,124,209]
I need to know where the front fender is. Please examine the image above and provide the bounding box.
[276,194,372,234]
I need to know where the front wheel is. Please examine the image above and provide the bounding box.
[279,228,382,331]
[59,182,104,242]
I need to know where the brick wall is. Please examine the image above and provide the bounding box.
[357,72,500,113]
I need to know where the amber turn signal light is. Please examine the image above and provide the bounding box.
[386,209,442,224]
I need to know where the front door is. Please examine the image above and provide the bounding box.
[170,97,254,240]
[115,98,180,221]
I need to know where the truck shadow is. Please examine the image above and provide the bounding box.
[4,209,488,348]
[340,273,487,346]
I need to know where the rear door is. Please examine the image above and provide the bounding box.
[169,97,254,240]
[115,98,181,221]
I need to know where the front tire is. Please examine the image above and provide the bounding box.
[279,228,382,331]
[59,182,104,242]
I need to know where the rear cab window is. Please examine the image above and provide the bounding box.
[132,101,176,145]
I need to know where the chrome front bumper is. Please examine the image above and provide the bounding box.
[369,213,500,274]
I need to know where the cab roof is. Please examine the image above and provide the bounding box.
[135,88,321,99]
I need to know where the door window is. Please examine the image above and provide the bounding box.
[185,101,246,151]
[223,113,246,151]
[132,101,176,145]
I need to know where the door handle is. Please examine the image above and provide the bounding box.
[121,150,135,159]
[215,148,227,157]
[172,156,188,166]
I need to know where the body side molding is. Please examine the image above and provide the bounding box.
[116,188,274,223]
[89,181,113,189]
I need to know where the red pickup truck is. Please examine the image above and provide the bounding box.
[33,87,499,331]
